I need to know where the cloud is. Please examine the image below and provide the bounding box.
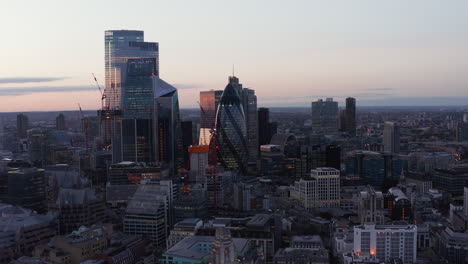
[0,86,96,96]
[365,88,394,91]
[173,84,201,89]
[0,77,68,84]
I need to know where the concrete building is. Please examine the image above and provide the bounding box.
[33,225,112,264]
[291,167,340,209]
[347,224,417,264]
[358,186,385,225]
[435,227,468,264]
[0,204,57,264]
[167,218,203,249]
[188,146,209,189]
[49,187,106,235]
[123,184,170,250]
[274,236,329,264]
[161,229,260,264]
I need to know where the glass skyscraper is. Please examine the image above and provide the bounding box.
[118,58,157,163]
[199,90,223,145]
[153,77,184,173]
[216,78,248,174]
[311,98,339,133]
[105,30,158,109]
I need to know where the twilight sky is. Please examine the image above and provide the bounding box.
[1,0,468,111]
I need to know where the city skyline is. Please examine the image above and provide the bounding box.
[1,0,468,112]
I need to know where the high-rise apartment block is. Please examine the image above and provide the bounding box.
[311,98,338,134]
[104,30,158,109]
[383,121,400,154]
[291,167,340,209]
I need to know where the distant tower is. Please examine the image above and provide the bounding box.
[344,97,356,135]
[212,228,236,264]
[258,107,271,146]
[241,88,258,162]
[16,113,29,139]
[56,113,66,131]
[383,121,400,153]
[199,90,223,145]
[311,98,338,134]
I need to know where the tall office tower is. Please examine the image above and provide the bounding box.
[258,107,272,146]
[16,113,29,139]
[188,146,209,189]
[344,97,356,135]
[311,98,338,134]
[358,186,385,225]
[181,121,193,168]
[117,58,156,163]
[153,77,184,173]
[216,77,248,175]
[291,167,340,209]
[199,90,223,146]
[383,121,400,153]
[56,113,66,131]
[241,88,258,162]
[350,224,417,264]
[104,30,159,109]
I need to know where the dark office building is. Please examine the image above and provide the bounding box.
[117,58,156,163]
[432,165,468,196]
[181,121,193,169]
[174,194,207,223]
[17,113,29,139]
[56,113,66,131]
[4,168,46,213]
[258,108,272,146]
[325,145,341,170]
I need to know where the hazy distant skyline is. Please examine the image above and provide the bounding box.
[1,0,467,111]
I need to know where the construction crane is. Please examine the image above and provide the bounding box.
[92,73,106,110]
[77,103,89,152]
[197,101,220,207]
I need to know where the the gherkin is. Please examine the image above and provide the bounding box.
[215,80,248,174]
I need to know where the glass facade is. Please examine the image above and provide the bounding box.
[153,78,184,173]
[119,58,157,162]
[199,90,223,145]
[216,81,248,174]
[311,98,338,133]
[105,30,158,109]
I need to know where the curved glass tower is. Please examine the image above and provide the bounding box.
[215,79,248,174]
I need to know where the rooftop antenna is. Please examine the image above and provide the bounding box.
[232,64,235,77]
